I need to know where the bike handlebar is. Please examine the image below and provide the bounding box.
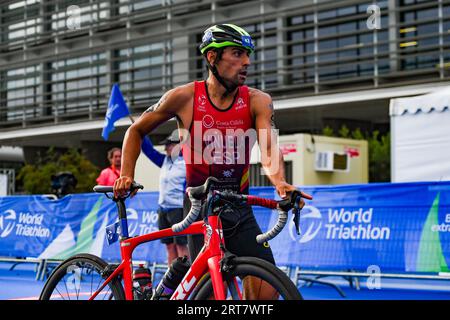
[93,182,144,198]
[256,209,288,244]
[94,178,310,244]
[233,193,297,244]
[171,177,221,232]
[171,188,202,233]
[187,177,221,200]
[171,177,311,244]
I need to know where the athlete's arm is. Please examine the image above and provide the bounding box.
[251,90,310,201]
[114,86,191,197]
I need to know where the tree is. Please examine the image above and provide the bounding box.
[322,125,391,182]
[17,148,100,195]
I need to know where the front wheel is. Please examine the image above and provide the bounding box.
[39,254,125,300]
[191,256,302,300]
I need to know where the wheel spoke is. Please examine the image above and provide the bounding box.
[75,265,82,300]
[54,285,66,300]
[191,259,301,300]
[90,265,94,296]
[41,256,124,301]
[63,273,71,301]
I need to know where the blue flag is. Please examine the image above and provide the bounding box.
[102,84,130,140]
[102,83,160,164]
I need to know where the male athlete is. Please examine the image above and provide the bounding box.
[114,24,310,298]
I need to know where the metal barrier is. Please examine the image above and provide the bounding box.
[292,268,450,297]
[4,256,449,299]
[0,257,45,281]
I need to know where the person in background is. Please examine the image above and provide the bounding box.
[96,147,121,186]
[142,131,189,264]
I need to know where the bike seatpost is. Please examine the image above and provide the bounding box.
[115,198,130,239]
[94,182,143,240]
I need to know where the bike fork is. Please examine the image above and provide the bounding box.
[208,256,226,300]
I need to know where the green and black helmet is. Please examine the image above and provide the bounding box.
[199,24,255,55]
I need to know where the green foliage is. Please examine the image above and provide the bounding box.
[337,125,350,139]
[322,126,391,182]
[17,148,100,195]
[322,126,334,137]
[367,131,391,182]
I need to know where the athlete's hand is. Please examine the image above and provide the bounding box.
[113,175,134,198]
[275,181,312,209]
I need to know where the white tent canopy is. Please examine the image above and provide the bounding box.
[390,86,450,182]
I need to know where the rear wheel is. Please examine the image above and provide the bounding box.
[39,254,125,300]
[191,256,302,300]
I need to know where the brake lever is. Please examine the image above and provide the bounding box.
[292,195,302,236]
[277,190,303,235]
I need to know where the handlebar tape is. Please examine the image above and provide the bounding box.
[256,209,288,244]
[171,188,202,233]
[246,195,278,210]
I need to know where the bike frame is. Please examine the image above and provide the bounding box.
[89,205,231,300]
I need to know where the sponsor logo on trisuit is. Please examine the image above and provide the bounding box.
[202,115,214,129]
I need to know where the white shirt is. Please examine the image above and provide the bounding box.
[158,155,186,209]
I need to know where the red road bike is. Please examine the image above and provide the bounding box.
[40,177,311,300]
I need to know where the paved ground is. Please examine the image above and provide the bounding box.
[1,261,449,300]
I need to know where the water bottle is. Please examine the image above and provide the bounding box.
[133,264,153,300]
[153,256,191,300]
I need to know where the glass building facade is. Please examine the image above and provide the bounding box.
[0,0,449,129]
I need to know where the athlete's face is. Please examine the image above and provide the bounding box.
[214,47,250,86]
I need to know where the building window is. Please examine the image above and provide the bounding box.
[4,0,41,43]
[50,54,106,116]
[316,4,383,81]
[444,5,450,53]
[287,2,390,85]
[118,0,162,14]
[50,0,110,31]
[399,2,440,70]
[241,21,278,89]
[1,65,41,121]
[287,14,315,85]
[115,42,168,109]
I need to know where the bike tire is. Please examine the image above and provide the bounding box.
[190,256,302,300]
[39,253,125,300]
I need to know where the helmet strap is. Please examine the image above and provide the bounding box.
[204,49,237,98]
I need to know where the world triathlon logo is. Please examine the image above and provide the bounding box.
[125,208,139,236]
[289,206,391,243]
[0,209,16,238]
[125,208,158,236]
[289,206,322,244]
